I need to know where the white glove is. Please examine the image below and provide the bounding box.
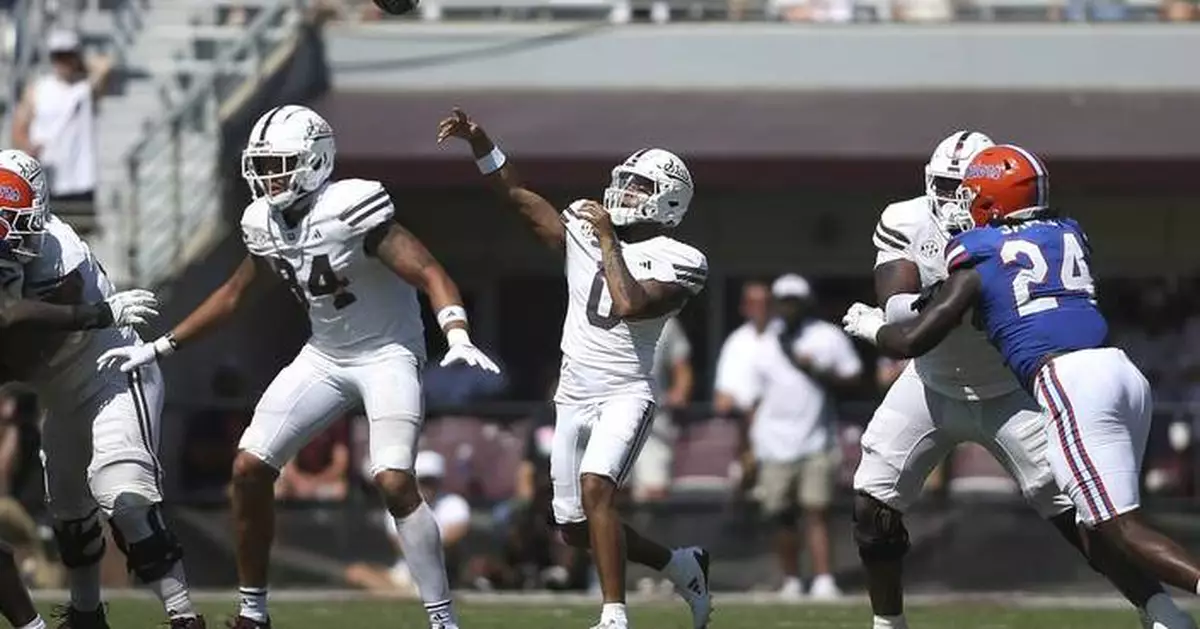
[96,338,166,374]
[440,328,501,374]
[843,302,886,345]
[105,289,159,327]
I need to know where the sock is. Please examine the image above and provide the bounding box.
[392,503,452,607]
[151,562,197,619]
[425,599,456,626]
[601,603,628,625]
[18,616,46,629]
[68,563,103,612]
[662,549,692,586]
[873,614,908,629]
[239,587,269,623]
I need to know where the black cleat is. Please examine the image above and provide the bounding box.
[53,606,110,629]
[170,615,207,629]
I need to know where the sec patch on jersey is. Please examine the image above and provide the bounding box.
[372,0,418,14]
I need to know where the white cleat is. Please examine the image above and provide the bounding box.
[588,620,628,629]
[778,576,804,601]
[808,574,843,601]
[671,547,713,629]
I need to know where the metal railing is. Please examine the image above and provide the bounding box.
[123,0,308,289]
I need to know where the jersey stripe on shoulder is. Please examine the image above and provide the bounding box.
[876,221,911,247]
[672,263,707,288]
[873,226,907,253]
[339,188,391,226]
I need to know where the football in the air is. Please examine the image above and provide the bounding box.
[373,0,419,14]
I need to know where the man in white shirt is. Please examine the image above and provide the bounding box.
[714,281,774,417]
[13,29,112,234]
[749,274,861,601]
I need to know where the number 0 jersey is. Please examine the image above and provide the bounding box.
[555,206,707,404]
[241,178,425,362]
[874,196,1020,400]
[946,217,1107,388]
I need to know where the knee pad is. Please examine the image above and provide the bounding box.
[52,509,107,569]
[110,504,183,583]
[853,492,910,564]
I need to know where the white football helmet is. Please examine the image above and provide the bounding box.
[925,130,993,233]
[242,105,336,209]
[603,148,694,228]
[0,149,48,259]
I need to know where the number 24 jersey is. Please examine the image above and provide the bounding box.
[555,205,707,403]
[241,179,425,362]
[945,217,1107,388]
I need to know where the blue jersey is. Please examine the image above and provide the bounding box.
[945,218,1108,387]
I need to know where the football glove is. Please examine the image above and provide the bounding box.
[912,280,944,313]
[441,328,501,374]
[96,343,159,373]
[843,302,885,345]
[104,289,160,327]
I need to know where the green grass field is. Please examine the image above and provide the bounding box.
[32,599,1179,629]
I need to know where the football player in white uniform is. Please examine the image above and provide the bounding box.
[98,105,499,629]
[852,132,1193,629]
[439,109,712,629]
[0,150,204,629]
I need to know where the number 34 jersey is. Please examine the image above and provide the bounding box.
[241,178,425,362]
[555,205,707,404]
[946,217,1107,388]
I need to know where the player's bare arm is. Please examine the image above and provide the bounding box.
[168,254,273,350]
[576,201,690,320]
[873,269,981,358]
[875,259,921,305]
[437,108,565,252]
[366,219,501,373]
[97,254,273,373]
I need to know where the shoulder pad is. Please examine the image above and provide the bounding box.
[329,179,393,234]
[873,197,927,255]
[650,238,708,295]
[240,199,273,257]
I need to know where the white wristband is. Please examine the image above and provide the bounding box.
[445,327,471,347]
[437,305,468,329]
[152,334,177,358]
[476,147,506,175]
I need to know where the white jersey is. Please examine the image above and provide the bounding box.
[873,196,1018,401]
[555,207,707,403]
[21,215,137,391]
[241,178,425,363]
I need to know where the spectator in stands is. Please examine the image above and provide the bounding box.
[715,280,777,495]
[1164,0,1195,19]
[631,316,694,503]
[748,274,862,601]
[1063,0,1128,20]
[344,451,472,593]
[12,28,112,236]
[275,415,351,501]
[894,0,953,21]
[768,0,854,22]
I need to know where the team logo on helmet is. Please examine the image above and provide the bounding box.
[661,159,692,186]
[0,184,22,203]
[965,162,1006,180]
